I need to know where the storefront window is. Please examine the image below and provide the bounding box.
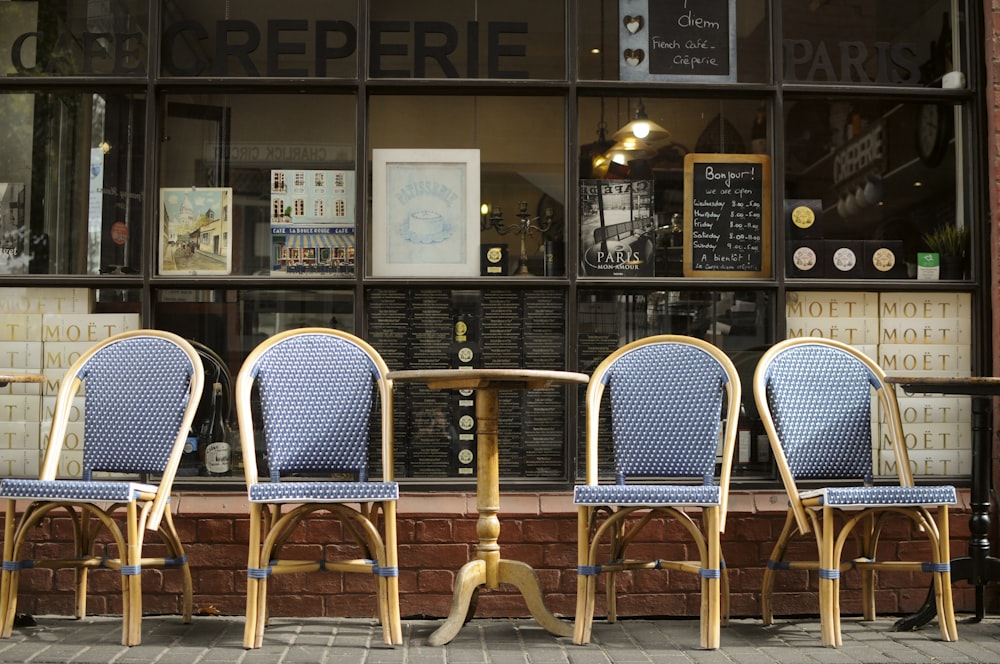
[368,94,566,278]
[0,91,145,276]
[159,93,356,277]
[577,288,774,479]
[0,1,988,489]
[781,0,966,87]
[784,97,961,280]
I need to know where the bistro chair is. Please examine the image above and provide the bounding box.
[0,329,204,647]
[236,327,401,649]
[754,337,958,647]
[574,334,741,650]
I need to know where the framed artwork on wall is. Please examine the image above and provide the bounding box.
[371,149,480,277]
[158,187,233,275]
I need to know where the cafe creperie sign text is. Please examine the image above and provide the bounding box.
[8,19,530,78]
[8,15,919,83]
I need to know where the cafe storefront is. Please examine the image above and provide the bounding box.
[0,0,996,622]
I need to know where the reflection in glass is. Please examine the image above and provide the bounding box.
[784,97,959,278]
[0,91,145,276]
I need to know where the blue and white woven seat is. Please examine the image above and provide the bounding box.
[0,330,204,647]
[573,335,742,651]
[235,328,401,649]
[754,337,958,648]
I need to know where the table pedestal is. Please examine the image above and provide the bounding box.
[386,368,587,646]
[427,386,572,645]
[887,377,1000,630]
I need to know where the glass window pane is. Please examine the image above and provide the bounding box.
[784,97,961,279]
[578,96,768,277]
[1,0,148,78]
[370,0,565,80]
[576,288,774,478]
[367,287,569,481]
[0,91,145,276]
[782,0,965,87]
[159,93,356,277]
[161,0,358,78]
[577,0,771,84]
[368,95,566,278]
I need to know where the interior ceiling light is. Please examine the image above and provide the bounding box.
[612,99,670,145]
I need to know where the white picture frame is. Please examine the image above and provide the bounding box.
[371,148,480,277]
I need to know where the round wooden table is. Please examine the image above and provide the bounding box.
[0,373,45,389]
[387,368,589,646]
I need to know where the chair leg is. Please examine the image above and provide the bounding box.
[858,514,876,622]
[933,506,958,642]
[702,507,721,650]
[244,503,263,649]
[761,510,796,626]
[573,506,594,645]
[0,501,19,639]
[124,501,142,647]
[818,506,838,647]
[382,501,402,646]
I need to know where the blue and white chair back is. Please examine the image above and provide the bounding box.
[78,335,200,479]
[604,342,728,483]
[758,341,877,481]
[247,332,383,482]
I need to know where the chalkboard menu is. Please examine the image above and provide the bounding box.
[620,0,737,82]
[683,153,771,278]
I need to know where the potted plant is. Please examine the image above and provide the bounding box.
[922,224,969,279]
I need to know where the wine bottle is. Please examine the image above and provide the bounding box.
[203,382,231,476]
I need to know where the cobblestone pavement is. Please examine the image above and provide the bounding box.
[0,613,998,663]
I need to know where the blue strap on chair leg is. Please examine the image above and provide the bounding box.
[578,565,602,576]
[247,567,271,579]
[372,564,398,577]
[922,562,951,573]
[121,565,141,576]
[1,560,33,571]
[164,555,187,567]
[819,568,840,580]
[700,567,721,579]
[767,560,790,570]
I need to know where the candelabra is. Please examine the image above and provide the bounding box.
[481,201,553,275]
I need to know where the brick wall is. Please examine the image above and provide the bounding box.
[1,491,979,622]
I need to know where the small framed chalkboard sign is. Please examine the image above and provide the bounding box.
[683,153,771,278]
[620,0,737,82]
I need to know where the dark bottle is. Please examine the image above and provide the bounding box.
[736,405,752,470]
[178,426,200,476]
[203,382,231,476]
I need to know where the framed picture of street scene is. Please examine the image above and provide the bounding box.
[158,187,233,276]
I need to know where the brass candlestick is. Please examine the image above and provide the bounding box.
[481,200,553,275]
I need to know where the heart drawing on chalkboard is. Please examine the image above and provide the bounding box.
[623,49,644,67]
[623,15,645,34]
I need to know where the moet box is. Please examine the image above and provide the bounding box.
[0,314,42,342]
[41,313,141,343]
[878,292,972,322]
[0,341,43,369]
[785,316,879,346]
[0,449,39,477]
[877,344,971,377]
[786,291,879,319]
[879,317,971,346]
[0,394,41,423]
[878,449,970,477]
[0,288,91,316]
[0,421,41,450]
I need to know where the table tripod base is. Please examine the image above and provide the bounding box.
[426,559,573,645]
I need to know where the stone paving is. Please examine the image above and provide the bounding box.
[0,613,999,663]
